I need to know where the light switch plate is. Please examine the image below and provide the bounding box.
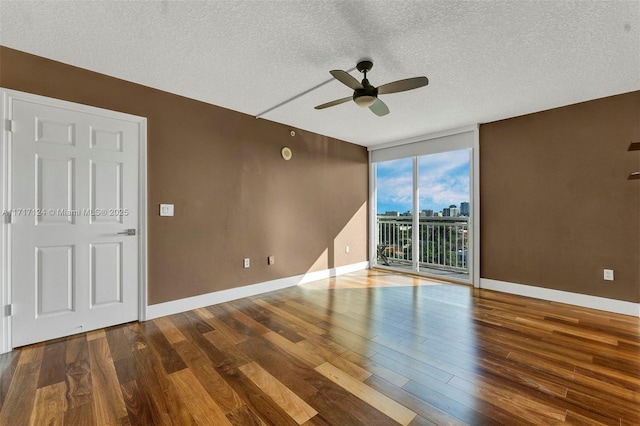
[160,204,174,216]
[603,269,614,281]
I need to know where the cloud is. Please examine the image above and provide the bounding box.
[376,149,470,212]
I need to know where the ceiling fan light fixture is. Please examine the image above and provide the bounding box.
[315,60,428,116]
[354,95,376,107]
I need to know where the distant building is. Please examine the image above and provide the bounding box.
[443,205,459,217]
[400,210,412,216]
[421,209,434,217]
[460,202,470,216]
[384,211,399,216]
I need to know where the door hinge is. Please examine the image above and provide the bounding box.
[5,304,13,316]
[4,212,12,224]
[5,119,15,132]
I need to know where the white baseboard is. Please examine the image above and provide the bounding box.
[480,278,640,317]
[145,261,370,320]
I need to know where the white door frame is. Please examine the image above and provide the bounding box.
[0,88,148,354]
[368,125,480,287]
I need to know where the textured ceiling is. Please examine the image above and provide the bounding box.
[1,1,639,147]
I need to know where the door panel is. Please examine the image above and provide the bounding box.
[90,242,122,306]
[90,160,123,224]
[36,246,74,315]
[11,98,140,347]
[36,156,75,225]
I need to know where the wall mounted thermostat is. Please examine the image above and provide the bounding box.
[160,204,174,216]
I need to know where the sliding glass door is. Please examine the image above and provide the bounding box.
[417,149,470,281]
[375,158,414,273]
[371,129,476,284]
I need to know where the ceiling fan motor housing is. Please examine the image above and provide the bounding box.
[353,78,378,107]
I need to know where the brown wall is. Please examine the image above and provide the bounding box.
[0,46,369,305]
[480,91,640,303]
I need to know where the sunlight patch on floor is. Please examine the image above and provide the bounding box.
[301,269,445,289]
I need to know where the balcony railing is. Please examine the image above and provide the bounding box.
[377,215,469,274]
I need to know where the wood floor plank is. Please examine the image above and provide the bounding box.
[29,381,67,425]
[37,339,67,388]
[339,393,401,425]
[263,331,325,367]
[341,349,410,387]
[139,320,187,374]
[170,368,233,426]
[401,379,502,425]
[296,339,372,381]
[122,323,147,351]
[106,325,135,363]
[65,334,89,365]
[0,351,20,411]
[64,333,92,411]
[86,329,106,341]
[65,358,92,409]
[173,339,245,414]
[447,375,567,423]
[364,375,471,426]
[0,356,42,425]
[213,364,301,426]
[114,355,138,385]
[18,343,45,365]
[303,384,368,426]
[153,316,187,345]
[203,329,252,366]
[564,409,621,426]
[225,404,269,426]
[253,298,327,336]
[132,346,196,425]
[225,305,273,336]
[64,399,96,425]
[88,337,127,424]
[241,300,306,343]
[239,361,318,424]
[315,361,416,426]
[195,307,248,344]
[120,379,155,425]
[206,304,262,339]
[236,336,319,400]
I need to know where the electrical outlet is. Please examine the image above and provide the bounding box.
[243,258,250,268]
[345,246,350,254]
[603,269,614,281]
[268,256,275,265]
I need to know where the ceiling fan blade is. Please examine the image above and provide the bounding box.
[369,98,389,116]
[314,96,352,110]
[330,70,363,90]
[377,76,429,95]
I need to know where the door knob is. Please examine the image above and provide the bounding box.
[117,229,136,236]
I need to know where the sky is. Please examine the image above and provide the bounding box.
[376,149,470,213]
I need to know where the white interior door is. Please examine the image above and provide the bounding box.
[10,96,141,347]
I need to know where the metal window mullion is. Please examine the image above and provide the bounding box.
[412,156,419,272]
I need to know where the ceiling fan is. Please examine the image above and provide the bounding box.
[314,60,429,116]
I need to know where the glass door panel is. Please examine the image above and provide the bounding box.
[375,158,413,272]
[417,149,471,281]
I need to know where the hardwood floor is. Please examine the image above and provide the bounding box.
[1,269,639,425]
